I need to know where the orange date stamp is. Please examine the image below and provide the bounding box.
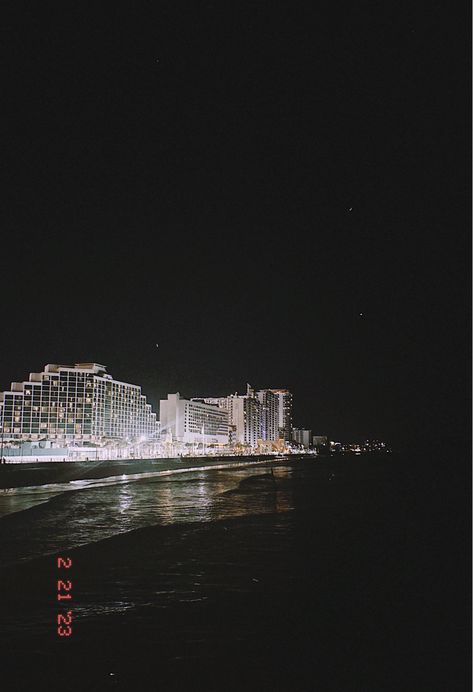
[56,556,72,637]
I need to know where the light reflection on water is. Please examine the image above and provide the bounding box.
[0,465,296,566]
[0,454,400,665]
[0,459,286,518]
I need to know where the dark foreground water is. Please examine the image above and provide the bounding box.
[0,454,468,691]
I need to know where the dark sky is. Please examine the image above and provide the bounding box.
[1,2,469,446]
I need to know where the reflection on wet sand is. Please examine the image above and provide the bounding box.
[0,464,297,566]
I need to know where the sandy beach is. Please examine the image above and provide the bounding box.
[0,453,305,489]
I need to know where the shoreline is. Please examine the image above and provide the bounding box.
[0,453,316,489]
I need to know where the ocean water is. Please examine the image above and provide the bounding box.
[0,455,467,691]
[0,463,294,565]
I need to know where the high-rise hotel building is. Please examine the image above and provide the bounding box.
[270,389,293,441]
[0,363,159,444]
[160,393,229,445]
[256,389,279,442]
[198,385,284,446]
[198,390,261,446]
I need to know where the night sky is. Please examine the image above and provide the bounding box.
[2,2,469,448]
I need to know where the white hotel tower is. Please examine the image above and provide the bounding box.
[0,363,159,445]
[160,393,229,446]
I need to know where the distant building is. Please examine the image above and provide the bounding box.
[292,428,312,448]
[160,393,229,445]
[270,389,293,441]
[312,435,329,451]
[197,394,245,443]
[194,386,262,447]
[198,395,234,417]
[241,392,262,446]
[195,385,292,448]
[0,363,159,445]
[256,389,279,441]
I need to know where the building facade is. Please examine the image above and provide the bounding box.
[0,363,159,444]
[160,393,229,445]
[240,394,261,446]
[312,435,328,451]
[292,428,312,448]
[197,394,244,443]
[196,389,262,447]
[270,389,293,441]
[256,389,279,441]
[197,385,289,447]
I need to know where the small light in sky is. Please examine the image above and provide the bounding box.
[359,312,364,317]
[348,207,353,212]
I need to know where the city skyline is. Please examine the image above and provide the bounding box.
[0,360,315,448]
[0,359,381,447]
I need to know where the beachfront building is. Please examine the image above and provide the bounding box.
[312,435,329,451]
[292,428,312,448]
[240,393,262,446]
[197,394,245,443]
[0,363,159,445]
[160,393,229,445]
[195,385,263,447]
[256,389,279,441]
[193,385,293,448]
[270,389,293,441]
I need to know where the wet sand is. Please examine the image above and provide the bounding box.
[0,454,300,489]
